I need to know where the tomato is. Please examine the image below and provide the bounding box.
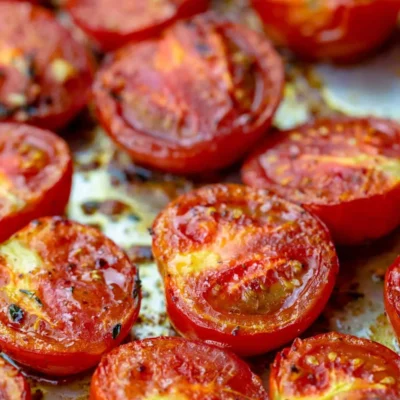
[270,332,400,399]
[0,2,94,130]
[0,123,72,243]
[152,184,338,356]
[90,337,268,400]
[251,0,400,61]
[385,256,400,343]
[93,14,284,174]
[0,217,141,376]
[67,0,210,52]
[0,357,31,400]
[242,118,400,245]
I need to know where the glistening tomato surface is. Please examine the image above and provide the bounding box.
[152,184,338,356]
[93,14,284,174]
[385,256,400,343]
[0,2,94,130]
[0,123,72,243]
[251,0,400,61]
[270,332,400,400]
[90,337,268,400]
[67,0,210,51]
[0,217,141,376]
[241,118,400,245]
[0,357,31,400]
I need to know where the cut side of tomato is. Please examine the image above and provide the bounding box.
[152,184,338,356]
[67,0,210,51]
[251,0,400,61]
[0,357,31,400]
[90,337,268,400]
[93,14,284,174]
[0,123,73,243]
[0,217,141,376]
[270,332,400,399]
[0,2,94,130]
[242,118,400,245]
[385,256,400,344]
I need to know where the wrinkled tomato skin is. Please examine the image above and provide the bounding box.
[251,0,400,62]
[67,0,210,51]
[153,184,339,356]
[0,123,73,243]
[0,217,141,376]
[94,14,284,175]
[242,118,400,245]
[0,3,94,130]
[0,357,31,400]
[270,332,400,399]
[90,337,268,400]
[385,257,400,342]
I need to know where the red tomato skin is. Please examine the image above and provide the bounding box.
[251,0,400,61]
[68,0,210,51]
[0,357,31,400]
[0,123,73,243]
[385,256,400,341]
[93,15,284,174]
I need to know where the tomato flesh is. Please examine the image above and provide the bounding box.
[385,256,400,344]
[0,123,73,243]
[152,184,338,356]
[242,118,400,245]
[251,0,400,61]
[270,332,400,399]
[90,337,268,400]
[94,14,284,174]
[0,217,141,376]
[0,357,31,400]
[0,2,94,130]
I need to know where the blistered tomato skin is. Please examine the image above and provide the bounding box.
[242,118,400,245]
[152,184,338,356]
[90,337,268,400]
[67,0,210,51]
[270,332,400,400]
[0,217,141,376]
[0,357,31,400]
[251,0,400,62]
[385,257,400,342]
[0,2,94,130]
[93,14,284,174]
[0,123,73,243]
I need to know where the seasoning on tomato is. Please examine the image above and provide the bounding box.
[242,118,400,245]
[90,337,268,400]
[152,184,338,356]
[385,256,400,343]
[251,0,400,61]
[0,123,73,243]
[0,2,94,130]
[0,217,141,376]
[93,14,284,174]
[0,357,31,400]
[270,332,400,399]
[67,0,210,51]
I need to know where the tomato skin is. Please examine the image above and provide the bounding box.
[241,118,400,245]
[153,184,338,356]
[385,256,400,342]
[90,337,268,400]
[0,123,73,243]
[0,2,94,130]
[93,14,284,174]
[251,0,400,61]
[270,332,400,399]
[0,357,31,400]
[67,0,210,51]
[0,217,141,376]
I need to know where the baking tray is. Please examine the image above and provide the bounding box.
[10,1,400,398]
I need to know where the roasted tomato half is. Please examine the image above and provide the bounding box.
[385,256,400,343]
[0,217,141,376]
[152,184,338,356]
[251,0,400,61]
[93,14,284,174]
[0,123,72,243]
[0,357,31,400]
[0,2,94,130]
[90,337,268,400]
[242,118,400,245]
[270,332,400,399]
[67,0,210,51]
